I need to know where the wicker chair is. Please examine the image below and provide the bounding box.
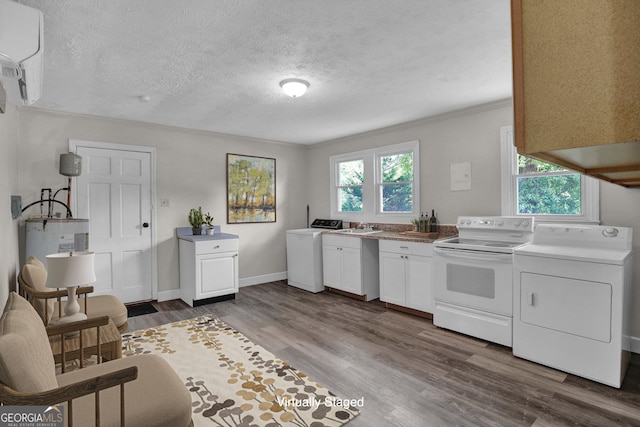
[0,292,193,427]
[18,256,128,333]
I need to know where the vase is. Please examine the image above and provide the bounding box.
[192,227,202,235]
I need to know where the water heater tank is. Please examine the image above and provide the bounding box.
[24,218,89,266]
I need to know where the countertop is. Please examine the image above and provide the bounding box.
[176,226,239,242]
[322,227,457,244]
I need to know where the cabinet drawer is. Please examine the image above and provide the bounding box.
[322,234,362,249]
[195,239,238,255]
[379,240,432,256]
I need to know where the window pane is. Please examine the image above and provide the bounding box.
[381,183,413,212]
[517,174,582,214]
[518,155,566,174]
[381,153,413,182]
[339,160,364,186]
[339,187,363,212]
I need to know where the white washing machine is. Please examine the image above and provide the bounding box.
[513,224,633,388]
[286,219,342,293]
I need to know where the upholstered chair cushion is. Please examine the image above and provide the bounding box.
[57,355,193,427]
[0,292,58,392]
[26,255,46,271]
[22,256,56,323]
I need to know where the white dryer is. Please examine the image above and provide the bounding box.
[513,224,633,388]
[286,219,342,293]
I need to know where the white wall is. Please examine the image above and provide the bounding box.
[307,100,513,224]
[600,182,640,346]
[0,103,20,310]
[15,109,309,296]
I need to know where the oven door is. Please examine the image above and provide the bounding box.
[432,247,513,316]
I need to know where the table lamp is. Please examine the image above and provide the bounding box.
[46,251,96,324]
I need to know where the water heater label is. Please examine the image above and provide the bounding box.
[57,233,89,252]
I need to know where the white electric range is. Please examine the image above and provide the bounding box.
[432,216,534,347]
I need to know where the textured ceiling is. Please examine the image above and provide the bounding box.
[17,0,513,144]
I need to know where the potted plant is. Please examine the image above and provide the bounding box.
[204,212,215,235]
[188,207,213,235]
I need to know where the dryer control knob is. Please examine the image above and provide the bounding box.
[603,228,619,238]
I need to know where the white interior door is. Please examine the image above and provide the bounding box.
[71,141,156,303]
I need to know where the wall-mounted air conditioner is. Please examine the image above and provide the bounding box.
[0,0,44,106]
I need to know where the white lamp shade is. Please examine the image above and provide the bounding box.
[280,78,309,97]
[45,251,96,289]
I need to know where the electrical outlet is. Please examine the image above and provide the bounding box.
[160,199,171,207]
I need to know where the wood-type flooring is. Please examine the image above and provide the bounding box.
[127,281,640,427]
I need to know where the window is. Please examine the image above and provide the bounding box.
[330,141,419,222]
[500,126,599,223]
[337,159,364,212]
[379,152,414,213]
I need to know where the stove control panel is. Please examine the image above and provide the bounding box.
[310,219,343,230]
[532,224,633,250]
[457,216,535,232]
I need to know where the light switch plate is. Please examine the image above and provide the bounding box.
[450,162,471,191]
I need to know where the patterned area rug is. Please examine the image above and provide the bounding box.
[122,316,360,426]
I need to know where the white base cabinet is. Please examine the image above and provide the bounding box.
[179,237,239,307]
[322,234,379,301]
[379,240,433,313]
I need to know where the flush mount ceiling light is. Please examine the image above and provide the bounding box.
[279,78,310,98]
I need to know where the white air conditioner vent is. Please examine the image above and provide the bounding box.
[0,0,44,106]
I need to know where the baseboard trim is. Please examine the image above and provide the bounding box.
[155,273,287,302]
[157,289,181,302]
[239,272,287,288]
[630,336,640,354]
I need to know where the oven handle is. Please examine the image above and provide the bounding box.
[433,247,513,262]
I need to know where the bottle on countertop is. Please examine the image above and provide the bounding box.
[430,209,438,232]
[419,212,426,233]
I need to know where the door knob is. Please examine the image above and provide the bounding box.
[143,222,150,228]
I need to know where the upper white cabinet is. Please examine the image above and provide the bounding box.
[379,240,433,314]
[322,234,379,301]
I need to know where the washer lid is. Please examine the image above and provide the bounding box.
[515,243,632,265]
[286,228,325,236]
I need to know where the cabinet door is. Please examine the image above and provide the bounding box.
[322,245,343,289]
[198,253,238,297]
[379,251,406,305]
[340,247,363,295]
[406,255,433,313]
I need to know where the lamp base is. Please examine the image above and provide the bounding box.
[57,312,88,324]
[60,285,87,326]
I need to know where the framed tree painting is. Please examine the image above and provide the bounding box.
[227,153,276,223]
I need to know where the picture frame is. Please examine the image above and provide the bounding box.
[227,153,276,223]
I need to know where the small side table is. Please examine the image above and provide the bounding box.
[49,319,122,371]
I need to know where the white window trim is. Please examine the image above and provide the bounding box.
[500,126,599,224]
[330,140,420,223]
